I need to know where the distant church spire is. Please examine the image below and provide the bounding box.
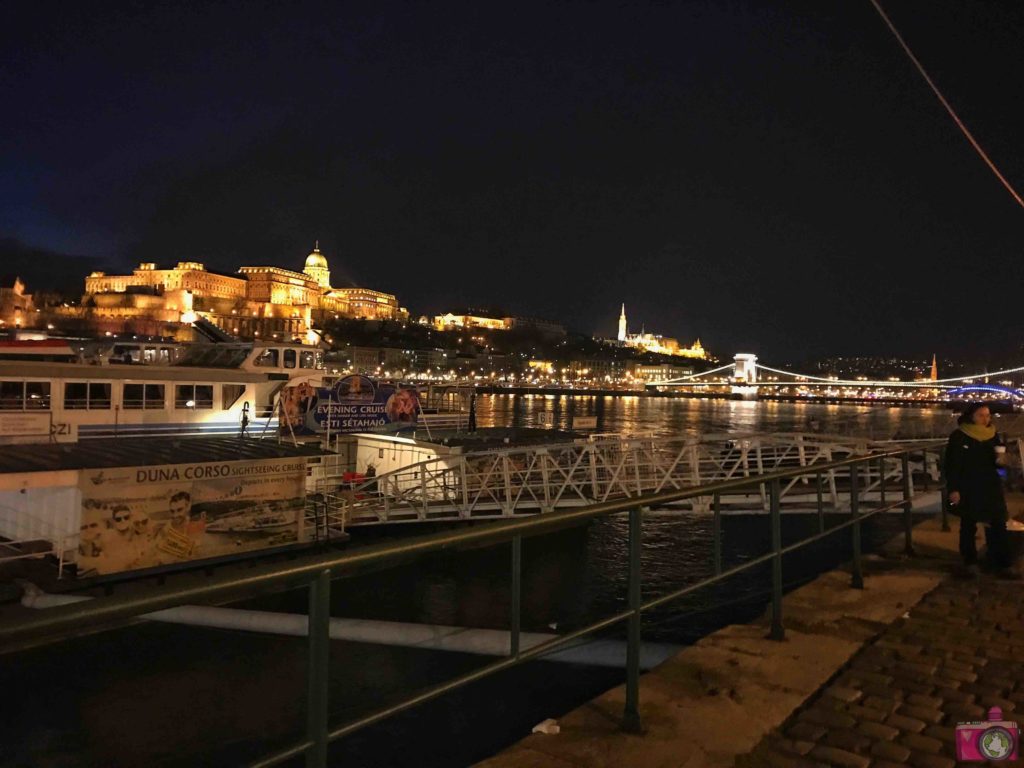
[618,303,627,341]
[930,353,938,381]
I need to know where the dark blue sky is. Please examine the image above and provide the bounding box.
[2,1,1022,360]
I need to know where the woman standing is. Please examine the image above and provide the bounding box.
[944,403,1018,578]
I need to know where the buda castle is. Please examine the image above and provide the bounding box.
[78,244,407,343]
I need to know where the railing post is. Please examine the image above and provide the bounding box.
[502,453,513,516]
[815,470,825,534]
[850,462,863,589]
[420,468,429,520]
[306,569,331,768]
[510,535,522,657]
[901,452,914,556]
[539,450,552,512]
[877,455,886,506]
[588,444,600,500]
[937,446,950,532]
[712,492,722,576]
[769,479,784,641]
[622,506,643,733]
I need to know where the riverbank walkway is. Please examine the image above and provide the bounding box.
[478,495,1024,768]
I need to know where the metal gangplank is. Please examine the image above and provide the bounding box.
[314,433,943,526]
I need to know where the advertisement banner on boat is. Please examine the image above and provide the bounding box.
[279,375,419,436]
[75,457,307,577]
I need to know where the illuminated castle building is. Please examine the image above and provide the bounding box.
[0,276,35,329]
[75,244,407,343]
[614,304,706,359]
[432,308,566,338]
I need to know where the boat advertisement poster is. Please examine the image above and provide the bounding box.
[279,375,420,435]
[76,457,307,576]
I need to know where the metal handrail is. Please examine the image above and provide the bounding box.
[325,430,937,528]
[328,430,908,492]
[0,441,945,768]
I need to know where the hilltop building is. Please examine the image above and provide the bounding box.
[0,276,35,329]
[613,304,706,360]
[73,244,407,342]
[432,309,565,339]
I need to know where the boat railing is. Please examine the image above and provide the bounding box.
[303,495,348,543]
[0,537,60,566]
[0,505,79,576]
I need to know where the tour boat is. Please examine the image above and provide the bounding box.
[0,339,324,442]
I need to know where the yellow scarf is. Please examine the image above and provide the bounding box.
[960,423,996,442]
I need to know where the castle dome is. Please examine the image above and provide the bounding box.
[305,243,328,270]
[303,241,332,289]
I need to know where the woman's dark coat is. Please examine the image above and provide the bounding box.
[943,428,1007,524]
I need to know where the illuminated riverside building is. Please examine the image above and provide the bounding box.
[433,310,566,338]
[72,244,406,343]
[614,304,706,360]
[0,276,35,329]
[434,312,508,331]
[634,363,696,382]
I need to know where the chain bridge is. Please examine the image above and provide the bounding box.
[650,354,1024,404]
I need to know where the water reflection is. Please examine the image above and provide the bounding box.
[474,393,956,439]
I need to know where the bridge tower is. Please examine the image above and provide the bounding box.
[734,353,758,383]
[732,353,758,399]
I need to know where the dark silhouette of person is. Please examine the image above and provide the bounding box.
[944,403,1019,579]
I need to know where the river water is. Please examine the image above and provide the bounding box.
[3,397,956,768]
[475,391,960,439]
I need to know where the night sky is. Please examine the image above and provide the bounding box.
[2,1,1022,360]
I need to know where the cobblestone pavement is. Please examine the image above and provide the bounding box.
[736,573,1024,768]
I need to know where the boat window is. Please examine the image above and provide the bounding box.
[64,382,89,409]
[284,349,297,369]
[144,347,157,364]
[195,385,214,409]
[175,385,192,409]
[124,383,144,409]
[124,383,165,409]
[64,382,110,410]
[25,382,50,409]
[0,381,24,410]
[114,345,142,364]
[223,384,245,410]
[254,349,279,367]
[175,384,214,409]
[145,384,165,408]
[89,383,111,409]
[300,350,318,369]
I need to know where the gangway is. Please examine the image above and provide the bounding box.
[315,432,948,526]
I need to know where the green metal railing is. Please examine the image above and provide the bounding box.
[0,441,945,767]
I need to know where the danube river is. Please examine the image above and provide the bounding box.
[474,392,961,439]
[3,397,961,767]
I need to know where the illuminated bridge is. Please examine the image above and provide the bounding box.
[650,354,1024,405]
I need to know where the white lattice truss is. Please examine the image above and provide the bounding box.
[313,433,942,527]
